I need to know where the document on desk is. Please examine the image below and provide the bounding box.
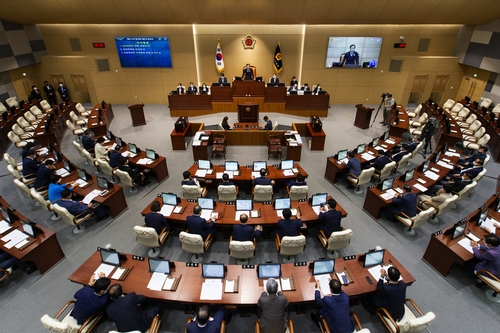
[385,139,396,145]
[160,205,174,217]
[147,272,168,291]
[413,184,428,192]
[361,153,375,161]
[380,192,395,200]
[82,190,101,204]
[38,147,49,155]
[423,170,439,180]
[121,151,137,158]
[458,238,474,253]
[194,132,203,141]
[251,171,261,178]
[368,264,403,282]
[74,179,88,188]
[111,267,126,280]
[225,279,235,293]
[136,158,152,165]
[200,210,213,220]
[283,170,294,176]
[94,263,115,278]
[1,229,28,249]
[55,168,70,177]
[374,145,387,152]
[295,134,303,144]
[0,220,12,234]
[235,211,249,221]
[484,217,498,232]
[437,161,453,169]
[315,274,331,295]
[288,141,298,147]
[195,169,207,177]
[445,151,460,157]
[312,206,321,215]
[200,279,223,300]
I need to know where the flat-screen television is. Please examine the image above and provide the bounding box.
[312,259,335,275]
[161,192,177,206]
[325,37,383,68]
[148,258,170,274]
[257,263,281,279]
[115,36,172,68]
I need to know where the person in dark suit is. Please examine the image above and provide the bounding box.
[21,142,36,160]
[466,234,500,279]
[199,83,210,94]
[450,173,473,193]
[242,63,254,80]
[344,151,361,189]
[288,84,298,92]
[232,214,261,242]
[277,209,302,239]
[317,198,342,237]
[363,267,406,321]
[30,86,42,101]
[218,73,227,85]
[342,44,359,66]
[107,284,163,333]
[449,159,483,180]
[221,116,232,130]
[252,168,275,186]
[290,76,298,87]
[311,279,354,332]
[109,145,122,168]
[406,136,420,154]
[261,116,273,130]
[313,84,322,94]
[22,149,42,178]
[187,82,198,94]
[186,205,216,241]
[186,305,228,333]
[370,150,391,171]
[144,201,170,234]
[82,130,95,153]
[217,173,234,188]
[72,273,111,325]
[301,83,310,91]
[43,81,57,105]
[56,189,109,221]
[457,146,487,166]
[286,173,307,189]
[391,144,410,163]
[33,159,55,189]
[118,156,150,186]
[269,74,279,86]
[176,83,185,94]
[57,82,69,102]
[181,170,200,186]
[387,185,417,221]
[257,278,289,333]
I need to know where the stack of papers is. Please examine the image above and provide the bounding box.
[283,170,294,176]
[437,161,453,169]
[121,151,137,158]
[315,274,331,295]
[361,152,375,161]
[380,192,395,200]
[94,263,115,278]
[55,168,70,177]
[82,190,101,204]
[1,229,28,249]
[0,220,13,234]
[374,146,387,152]
[200,279,223,300]
[160,205,174,217]
[281,277,292,291]
[368,264,403,281]
[385,139,396,144]
[423,170,439,180]
[136,158,152,165]
[445,151,460,157]
[195,169,207,177]
[74,179,88,188]
[458,238,474,253]
[413,184,428,192]
[147,272,168,291]
[192,140,202,146]
[200,210,213,220]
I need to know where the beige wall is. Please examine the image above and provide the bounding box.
[13,23,471,106]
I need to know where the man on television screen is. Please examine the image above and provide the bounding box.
[342,44,359,66]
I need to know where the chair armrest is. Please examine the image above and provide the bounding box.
[405,298,425,317]
[158,228,170,245]
[347,173,359,181]
[201,187,208,198]
[285,186,290,197]
[228,235,233,254]
[235,185,239,195]
[319,317,331,333]
[376,307,398,333]
[274,233,281,252]
[204,234,213,251]
[288,319,294,333]
[253,238,257,256]
[74,210,93,219]
[350,312,363,330]
[395,211,412,222]
[0,268,10,282]
[476,270,500,291]
[54,300,75,319]
[220,320,226,333]
[317,230,328,248]
[255,320,261,333]
[78,311,103,333]
[148,314,161,333]
[420,200,439,214]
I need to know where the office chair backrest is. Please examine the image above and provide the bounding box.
[253,185,273,202]
[465,113,477,124]
[97,159,115,177]
[467,120,481,132]
[76,103,85,113]
[30,188,52,212]
[229,240,255,259]
[7,164,21,180]
[133,225,160,248]
[182,185,203,199]
[288,185,308,200]
[3,153,19,170]
[477,134,490,146]
[40,314,74,333]
[280,235,306,256]
[480,98,492,108]
[14,179,32,200]
[455,108,469,119]
[24,111,37,122]
[492,103,500,115]
[473,126,486,139]
[17,116,31,128]
[52,204,77,226]
[327,229,353,251]
[400,308,436,332]
[40,100,51,110]
[179,231,205,254]
[473,168,487,182]
[457,181,477,201]
[12,123,25,136]
[7,131,21,144]
[218,185,237,201]
[72,141,87,158]
[66,119,77,131]
[30,105,43,116]
[115,169,135,187]
[356,167,376,185]
[377,161,396,179]
[442,99,455,110]
[0,102,6,112]
[436,195,458,216]
[450,102,463,113]
[5,97,18,107]
[410,142,423,159]
[396,154,411,171]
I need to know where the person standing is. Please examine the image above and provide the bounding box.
[342,44,359,66]
[218,73,227,85]
[269,74,279,86]
[261,116,273,130]
[30,86,42,101]
[382,94,395,127]
[43,81,57,105]
[242,64,254,80]
[257,278,289,333]
[57,82,70,102]
[145,201,171,235]
[221,116,232,130]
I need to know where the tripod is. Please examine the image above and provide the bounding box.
[370,96,386,127]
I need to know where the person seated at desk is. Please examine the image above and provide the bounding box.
[56,189,109,221]
[288,84,298,92]
[277,208,302,239]
[82,130,96,153]
[252,168,275,186]
[391,136,419,154]
[186,205,216,241]
[260,116,273,130]
[221,116,232,130]
[465,234,500,280]
[22,149,42,179]
[313,84,322,95]
[363,267,406,321]
[456,146,488,167]
[118,156,150,187]
[33,159,56,190]
[72,272,111,325]
[199,83,210,94]
[30,85,42,101]
[145,201,171,235]
[242,63,254,80]
[269,73,279,86]
[107,284,164,333]
[418,185,453,205]
[318,198,342,237]
[187,82,198,94]
[22,142,36,160]
[109,145,122,168]
[218,73,227,85]
[447,159,483,180]
[0,250,36,276]
[94,137,111,161]
[232,214,261,242]
[301,83,310,91]
[391,144,410,162]
[218,173,234,188]
[311,279,354,332]
[48,174,79,203]
[433,173,473,195]
[187,305,230,333]
[387,184,416,222]
[287,173,306,188]
[176,83,185,94]
[182,170,200,186]
[343,151,361,189]
[257,278,289,333]
[290,76,298,87]
[369,150,391,171]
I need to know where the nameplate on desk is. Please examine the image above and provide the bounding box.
[246,165,252,168]
[433,230,442,236]
[272,164,279,167]
[298,198,308,203]
[226,201,235,205]
[479,204,486,210]
[460,218,467,223]
[132,255,145,261]
[343,255,356,260]
[186,262,199,267]
[368,185,376,189]
[187,199,196,203]
[242,264,255,269]
[263,201,272,205]
[294,262,307,266]
[495,192,499,196]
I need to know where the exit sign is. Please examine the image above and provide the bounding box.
[93,43,106,48]
[394,43,406,48]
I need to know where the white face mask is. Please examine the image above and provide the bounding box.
[59,84,63,87]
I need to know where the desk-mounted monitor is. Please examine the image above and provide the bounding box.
[222,83,231,87]
[382,131,389,141]
[421,160,430,173]
[145,148,156,160]
[198,160,211,170]
[21,221,37,238]
[433,151,441,164]
[381,178,394,191]
[312,259,335,275]
[337,149,348,161]
[364,249,385,267]
[371,137,379,147]
[277,83,286,87]
[331,62,343,67]
[258,263,281,279]
[253,161,267,172]
[148,258,170,274]
[451,222,466,240]
[225,161,239,172]
[115,137,123,147]
[280,160,294,170]
[128,142,138,154]
[63,159,72,172]
[255,76,263,82]
[106,130,113,140]
[475,208,489,227]
[161,192,177,206]
[236,199,253,211]
[202,263,225,279]
[274,198,291,210]
[289,90,297,95]
[441,142,448,154]
[403,169,415,183]
[97,176,109,190]
[77,168,88,182]
[198,197,214,211]
[356,143,366,154]
[311,193,327,206]
[100,249,120,266]
[1,207,16,224]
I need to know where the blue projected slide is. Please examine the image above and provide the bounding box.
[115,36,173,68]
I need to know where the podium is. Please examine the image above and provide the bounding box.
[128,103,146,127]
[354,104,374,130]
[238,103,259,123]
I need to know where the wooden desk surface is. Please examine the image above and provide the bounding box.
[389,105,410,138]
[68,249,414,305]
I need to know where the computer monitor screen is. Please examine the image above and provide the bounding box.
[161,192,177,206]
[128,143,137,154]
[198,160,211,170]
[364,249,385,267]
[404,169,415,183]
[54,151,62,162]
[381,178,394,191]
[1,208,11,223]
[383,131,389,141]
[258,264,281,279]
[422,160,430,173]
[148,258,170,274]
[434,151,441,163]
[77,168,88,181]
[100,249,120,266]
[106,130,113,139]
[357,144,366,154]
[274,198,291,210]
[236,199,253,211]
[115,137,123,147]
[281,160,294,170]
[337,149,348,160]
[451,222,466,240]
[97,177,108,190]
[253,161,267,172]
[372,137,379,147]
[476,208,489,227]
[198,197,214,210]
[145,148,156,160]
[22,222,35,238]
[63,159,71,172]
[441,141,448,153]
[225,161,239,172]
[312,259,335,275]
[202,263,225,278]
[311,193,328,206]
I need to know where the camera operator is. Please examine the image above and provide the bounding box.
[420,119,435,154]
[381,93,395,127]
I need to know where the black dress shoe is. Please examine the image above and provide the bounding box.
[26,264,38,275]
[97,214,110,222]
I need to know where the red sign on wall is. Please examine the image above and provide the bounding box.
[93,43,105,48]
